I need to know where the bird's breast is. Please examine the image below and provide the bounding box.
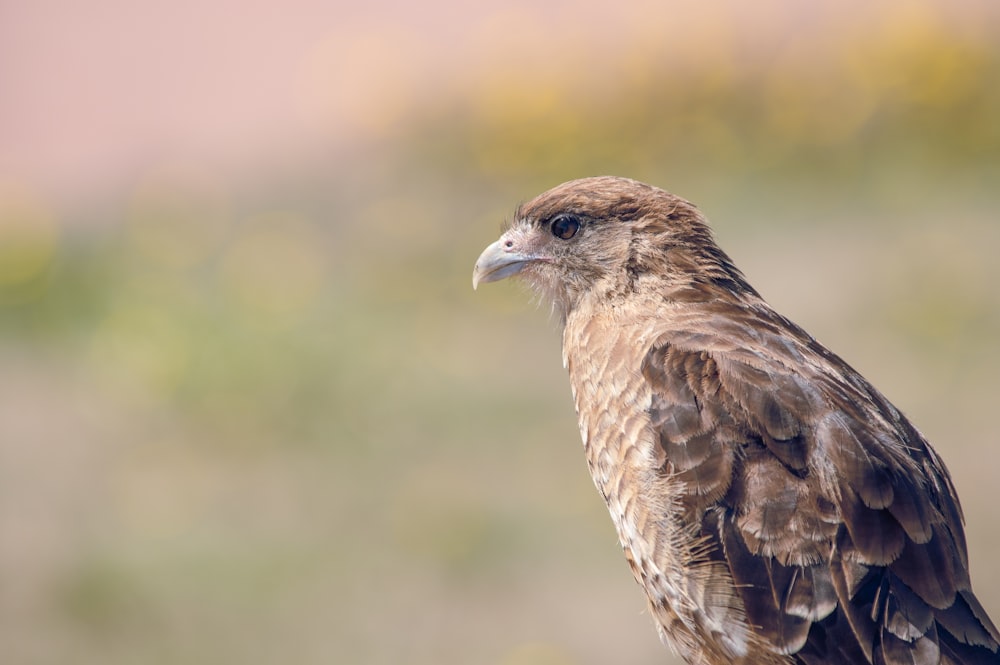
[561,308,758,663]
[562,309,657,495]
[562,311,689,615]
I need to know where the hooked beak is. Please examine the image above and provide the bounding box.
[472,238,539,290]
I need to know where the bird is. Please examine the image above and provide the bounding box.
[472,176,1000,665]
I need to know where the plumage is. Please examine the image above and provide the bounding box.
[472,176,1000,664]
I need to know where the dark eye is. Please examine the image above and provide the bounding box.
[550,214,580,240]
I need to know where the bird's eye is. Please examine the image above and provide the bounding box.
[550,214,580,240]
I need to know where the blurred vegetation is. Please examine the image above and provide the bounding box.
[1,8,1000,665]
[413,10,1000,205]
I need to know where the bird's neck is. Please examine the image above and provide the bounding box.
[560,289,665,372]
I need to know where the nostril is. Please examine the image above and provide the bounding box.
[504,240,514,249]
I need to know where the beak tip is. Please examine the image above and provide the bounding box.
[472,262,483,290]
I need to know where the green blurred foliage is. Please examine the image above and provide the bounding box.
[1,10,999,665]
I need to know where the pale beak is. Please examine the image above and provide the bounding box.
[472,239,538,289]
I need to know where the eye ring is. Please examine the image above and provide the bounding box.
[550,214,580,240]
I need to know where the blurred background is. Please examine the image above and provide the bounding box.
[1,0,999,663]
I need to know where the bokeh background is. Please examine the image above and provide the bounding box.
[2,1,999,663]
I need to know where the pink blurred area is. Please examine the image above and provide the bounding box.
[1,0,343,203]
[0,0,571,203]
[2,0,997,207]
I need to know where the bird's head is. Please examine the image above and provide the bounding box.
[473,176,752,320]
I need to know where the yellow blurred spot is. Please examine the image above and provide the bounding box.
[218,212,329,326]
[89,304,190,394]
[848,4,982,108]
[499,642,576,665]
[765,38,875,147]
[0,183,58,288]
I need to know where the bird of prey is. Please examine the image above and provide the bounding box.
[472,177,999,665]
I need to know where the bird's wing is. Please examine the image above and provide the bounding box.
[640,320,1000,665]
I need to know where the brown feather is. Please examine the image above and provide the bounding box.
[892,529,961,610]
[879,627,941,665]
[886,483,937,545]
[840,488,908,565]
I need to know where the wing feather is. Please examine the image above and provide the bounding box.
[640,313,1000,664]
